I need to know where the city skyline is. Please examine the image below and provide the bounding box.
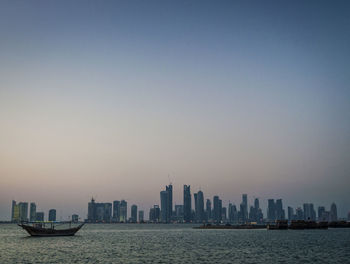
[7,183,347,222]
[1,1,349,221]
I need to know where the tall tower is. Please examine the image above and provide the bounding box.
[195,190,204,222]
[330,203,337,221]
[183,185,192,222]
[241,194,248,222]
[166,184,173,221]
[160,190,169,223]
[30,203,36,222]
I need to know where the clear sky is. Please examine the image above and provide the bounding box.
[0,0,349,220]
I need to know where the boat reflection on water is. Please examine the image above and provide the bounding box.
[18,221,84,237]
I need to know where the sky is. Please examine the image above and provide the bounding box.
[0,0,349,220]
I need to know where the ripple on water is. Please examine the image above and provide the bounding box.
[0,224,350,263]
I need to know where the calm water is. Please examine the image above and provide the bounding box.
[0,224,349,263]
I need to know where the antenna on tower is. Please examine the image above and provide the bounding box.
[168,174,172,185]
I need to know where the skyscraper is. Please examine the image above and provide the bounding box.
[36,212,44,221]
[213,196,220,223]
[241,194,248,222]
[30,203,36,222]
[295,207,303,220]
[183,185,192,222]
[11,200,16,221]
[275,199,285,220]
[195,190,204,222]
[330,203,337,221]
[288,206,294,221]
[166,184,173,221]
[206,199,211,221]
[18,202,28,222]
[113,200,120,222]
[103,203,112,222]
[267,199,276,221]
[131,204,137,223]
[303,203,316,221]
[160,190,169,223]
[149,205,160,222]
[48,209,56,221]
[254,198,259,210]
[138,210,144,222]
[318,206,326,221]
[120,200,127,222]
[88,198,96,222]
[174,205,184,221]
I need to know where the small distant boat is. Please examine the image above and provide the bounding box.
[18,221,84,237]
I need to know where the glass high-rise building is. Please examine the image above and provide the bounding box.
[30,203,36,222]
[160,190,169,223]
[120,200,127,222]
[194,190,204,222]
[113,200,120,222]
[183,185,192,222]
[166,184,173,221]
[131,204,137,223]
[48,209,56,221]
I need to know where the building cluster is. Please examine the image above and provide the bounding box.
[287,203,338,222]
[86,185,340,224]
[86,185,266,224]
[11,200,79,223]
[12,185,342,224]
[87,198,144,223]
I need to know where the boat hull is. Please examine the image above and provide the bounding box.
[19,223,84,237]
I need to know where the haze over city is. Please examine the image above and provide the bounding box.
[0,0,349,221]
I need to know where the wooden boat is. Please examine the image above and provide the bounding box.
[18,221,84,237]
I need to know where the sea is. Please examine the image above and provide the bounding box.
[0,224,349,263]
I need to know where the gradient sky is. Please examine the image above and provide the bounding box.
[0,0,349,220]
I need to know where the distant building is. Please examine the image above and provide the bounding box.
[149,205,160,222]
[36,212,44,221]
[48,209,56,221]
[174,204,184,221]
[160,190,169,223]
[248,198,262,223]
[330,203,337,221]
[206,199,211,221]
[348,211,350,221]
[213,196,221,223]
[241,194,248,223]
[30,203,36,222]
[267,199,275,222]
[120,200,127,222]
[288,206,294,221]
[166,184,173,221]
[295,207,303,220]
[18,202,28,222]
[113,201,120,222]
[11,201,20,222]
[88,198,96,222]
[222,207,227,222]
[138,210,144,222]
[303,203,316,221]
[131,205,137,223]
[72,214,79,223]
[275,199,285,220]
[318,206,326,221]
[194,190,204,222]
[183,185,192,222]
[87,198,112,223]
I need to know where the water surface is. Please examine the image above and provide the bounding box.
[0,224,349,263]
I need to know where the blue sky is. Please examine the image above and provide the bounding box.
[0,0,349,220]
